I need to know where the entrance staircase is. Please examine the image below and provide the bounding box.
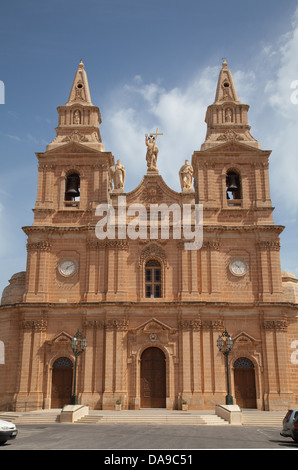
[0,409,61,425]
[241,410,285,427]
[76,410,227,426]
[0,408,286,427]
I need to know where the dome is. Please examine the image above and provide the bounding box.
[282,271,298,303]
[1,271,26,305]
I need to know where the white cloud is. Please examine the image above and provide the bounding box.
[259,8,298,215]
[103,67,218,192]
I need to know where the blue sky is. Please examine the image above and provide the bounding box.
[1,0,298,295]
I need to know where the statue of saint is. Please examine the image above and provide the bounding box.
[145,134,159,171]
[179,160,194,191]
[73,110,81,124]
[110,159,126,191]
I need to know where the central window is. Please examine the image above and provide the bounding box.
[145,260,162,298]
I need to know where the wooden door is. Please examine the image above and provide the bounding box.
[51,358,73,408]
[141,348,166,408]
[234,368,257,408]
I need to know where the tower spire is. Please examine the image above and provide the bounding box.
[201,60,260,150]
[214,59,239,103]
[47,60,105,151]
[66,59,93,105]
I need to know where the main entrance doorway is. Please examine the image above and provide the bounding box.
[234,357,257,408]
[51,357,73,408]
[140,347,166,408]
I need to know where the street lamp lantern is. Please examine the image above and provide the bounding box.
[217,328,234,405]
[70,329,87,405]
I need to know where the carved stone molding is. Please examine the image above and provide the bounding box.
[203,240,221,251]
[263,320,288,331]
[179,319,202,331]
[141,185,163,203]
[22,319,48,332]
[62,130,89,143]
[139,242,167,266]
[87,240,128,250]
[26,241,51,252]
[216,130,244,142]
[84,320,105,329]
[104,319,129,331]
[178,319,224,331]
[257,240,281,251]
[202,320,224,331]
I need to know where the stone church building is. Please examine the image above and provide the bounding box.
[1,60,298,412]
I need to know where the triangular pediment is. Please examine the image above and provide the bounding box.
[125,173,184,205]
[200,140,269,155]
[132,318,176,334]
[233,331,260,345]
[36,141,107,157]
[202,141,267,154]
[47,331,73,345]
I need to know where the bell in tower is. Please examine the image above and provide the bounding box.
[65,173,80,201]
[226,171,241,200]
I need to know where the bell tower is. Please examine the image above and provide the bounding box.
[191,60,284,302]
[47,60,105,152]
[23,61,115,302]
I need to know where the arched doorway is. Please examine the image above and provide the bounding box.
[234,357,257,408]
[51,357,73,408]
[140,347,166,408]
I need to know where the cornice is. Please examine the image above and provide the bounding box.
[22,223,285,235]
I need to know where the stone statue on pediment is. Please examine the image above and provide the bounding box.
[110,159,126,191]
[145,134,158,171]
[179,160,193,192]
[145,129,163,172]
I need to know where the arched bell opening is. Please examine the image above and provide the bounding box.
[65,172,80,202]
[226,170,241,203]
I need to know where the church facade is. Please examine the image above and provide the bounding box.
[1,60,298,412]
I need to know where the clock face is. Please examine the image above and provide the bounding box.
[58,259,78,277]
[229,259,248,277]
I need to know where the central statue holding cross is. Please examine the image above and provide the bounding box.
[145,128,163,172]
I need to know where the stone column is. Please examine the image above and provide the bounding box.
[263,319,292,410]
[102,319,129,409]
[16,319,47,411]
[83,320,105,408]
[24,241,51,302]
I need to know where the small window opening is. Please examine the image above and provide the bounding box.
[65,173,80,206]
[145,260,162,298]
[226,171,241,204]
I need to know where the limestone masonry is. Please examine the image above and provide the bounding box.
[0,60,297,411]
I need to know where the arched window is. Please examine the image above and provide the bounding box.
[226,170,241,202]
[65,172,80,203]
[52,357,73,369]
[145,260,162,298]
[234,357,254,369]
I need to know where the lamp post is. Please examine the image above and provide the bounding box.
[70,330,87,405]
[217,328,234,405]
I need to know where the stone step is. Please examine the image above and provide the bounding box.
[0,412,61,425]
[241,412,284,427]
[76,413,227,425]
